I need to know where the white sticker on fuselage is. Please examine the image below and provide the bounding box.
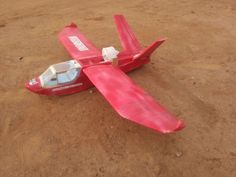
[68,36,89,51]
[52,83,83,92]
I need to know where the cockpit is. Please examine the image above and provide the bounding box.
[39,60,81,88]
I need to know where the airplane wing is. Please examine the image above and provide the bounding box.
[58,23,102,60]
[83,64,185,133]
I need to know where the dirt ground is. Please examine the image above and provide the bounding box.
[0,0,235,176]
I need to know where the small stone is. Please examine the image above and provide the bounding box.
[89,90,93,93]
[19,56,23,61]
[175,151,183,157]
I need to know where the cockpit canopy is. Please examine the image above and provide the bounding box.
[39,60,81,88]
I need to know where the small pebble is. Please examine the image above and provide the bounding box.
[19,57,23,61]
[175,151,183,157]
[89,90,93,93]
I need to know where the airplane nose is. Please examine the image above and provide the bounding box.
[25,81,31,90]
[25,78,43,93]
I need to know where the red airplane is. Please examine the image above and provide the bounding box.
[25,15,185,133]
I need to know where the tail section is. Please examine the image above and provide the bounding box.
[134,38,166,59]
[114,15,142,54]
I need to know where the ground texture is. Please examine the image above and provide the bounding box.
[0,0,235,177]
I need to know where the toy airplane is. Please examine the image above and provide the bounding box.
[25,15,185,133]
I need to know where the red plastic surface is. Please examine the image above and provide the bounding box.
[58,23,102,61]
[83,64,185,133]
[114,15,142,54]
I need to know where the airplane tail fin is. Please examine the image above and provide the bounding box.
[114,15,142,54]
[134,38,166,60]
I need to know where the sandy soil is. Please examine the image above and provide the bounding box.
[0,0,235,176]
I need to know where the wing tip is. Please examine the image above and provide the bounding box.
[114,14,124,19]
[162,120,185,134]
[65,22,77,28]
[174,119,185,131]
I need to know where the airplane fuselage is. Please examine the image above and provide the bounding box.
[25,53,149,96]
